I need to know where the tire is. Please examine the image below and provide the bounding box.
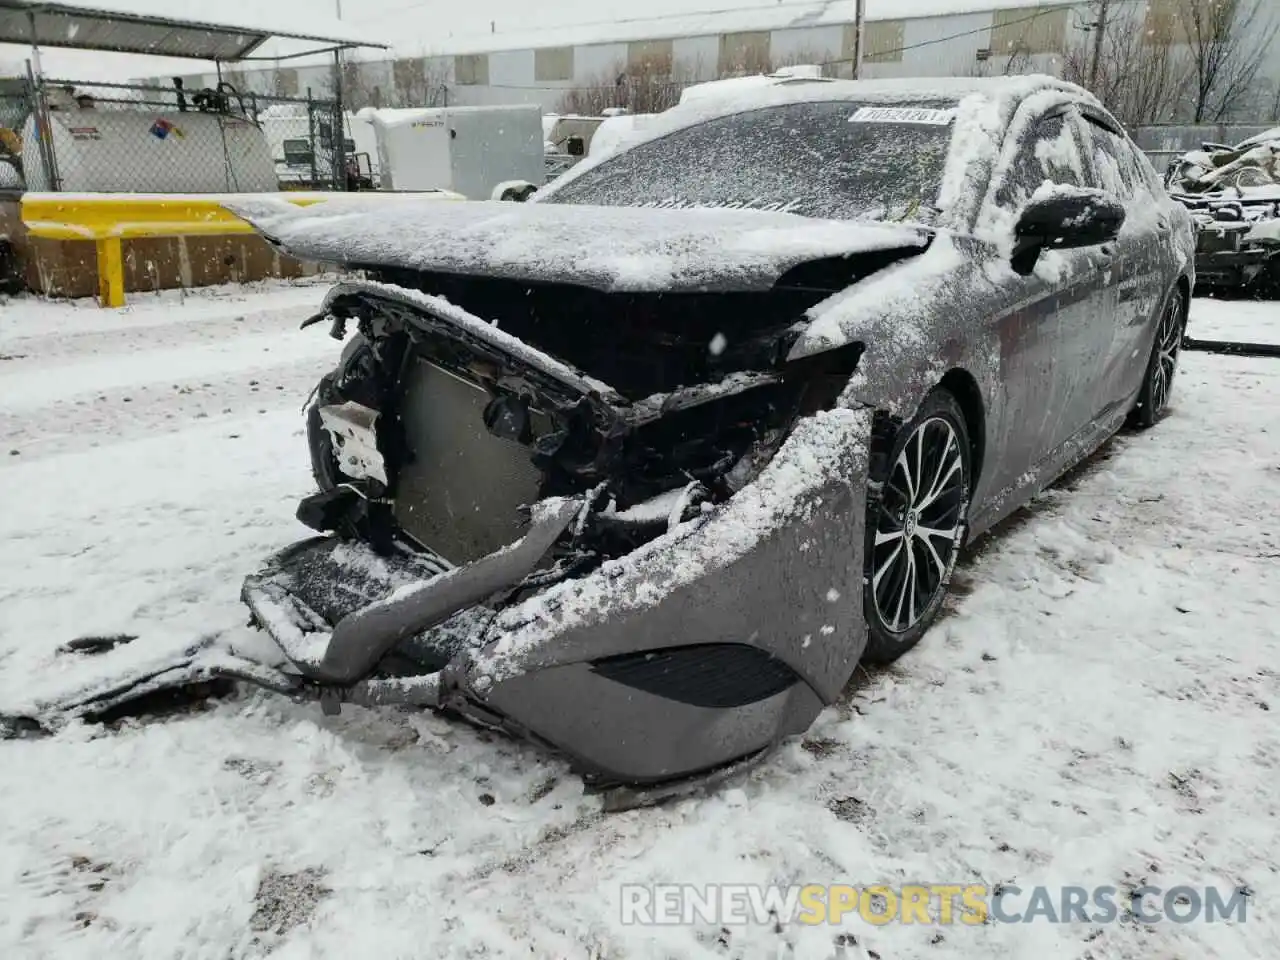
[1129,289,1186,430]
[862,388,972,665]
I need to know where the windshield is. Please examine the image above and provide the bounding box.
[541,99,956,222]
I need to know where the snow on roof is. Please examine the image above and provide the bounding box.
[363,104,541,130]
[398,0,1078,58]
[587,113,660,158]
[0,0,388,60]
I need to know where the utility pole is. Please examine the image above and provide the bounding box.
[1088,0,1110,90]
[852,0,866,79]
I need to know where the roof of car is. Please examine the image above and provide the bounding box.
[675,73,1091,109]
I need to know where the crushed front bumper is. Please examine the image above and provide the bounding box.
[242,408,873,785]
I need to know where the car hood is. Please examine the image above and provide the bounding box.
[222,196,930,293]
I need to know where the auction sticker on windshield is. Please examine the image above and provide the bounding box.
[849,107,955,125]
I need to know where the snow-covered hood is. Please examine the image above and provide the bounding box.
[221,197,930,293]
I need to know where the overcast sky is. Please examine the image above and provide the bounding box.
[0,0,1065,83]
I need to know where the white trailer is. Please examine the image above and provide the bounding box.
[367,105,542,198]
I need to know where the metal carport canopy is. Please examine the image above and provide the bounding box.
[0,0,389,60]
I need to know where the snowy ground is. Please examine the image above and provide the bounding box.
[0,283,1278,960]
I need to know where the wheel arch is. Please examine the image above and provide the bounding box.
[1175,273,1191,305]
[937,367,987,491]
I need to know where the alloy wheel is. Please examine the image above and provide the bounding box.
[870,417,967,634]
[1149,296,1183,416]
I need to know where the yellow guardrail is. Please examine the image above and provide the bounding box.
[19,191,463,307]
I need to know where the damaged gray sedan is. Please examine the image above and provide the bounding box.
[15,76,1195,804]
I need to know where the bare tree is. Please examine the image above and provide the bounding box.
[1061,1,1187,124]
[557,48,855,116]
[718,38,772,78]
[556,60,701,115]
[970,47,1036,78]
[390,56,450,108]
[340,61,387,110]
[1178,0,1278,121]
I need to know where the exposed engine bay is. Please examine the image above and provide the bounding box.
[298,271,868,589]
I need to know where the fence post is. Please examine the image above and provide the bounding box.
[332,49,346,191]
[96,236,124,308]
[25,62,61,192]
[306,86,318,190]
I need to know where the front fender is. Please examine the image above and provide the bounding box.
[788,235,1003,420]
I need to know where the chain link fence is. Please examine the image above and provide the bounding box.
[0,76,353,193]
[0,77,29,192]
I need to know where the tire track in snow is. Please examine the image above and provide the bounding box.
[0,327,340,413]
[0,296,322,362]
[1,289,343,462]
[0,355,334,463]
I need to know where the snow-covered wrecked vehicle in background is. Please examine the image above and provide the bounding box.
[5,75,1195,807]
[1166,128,1280,295]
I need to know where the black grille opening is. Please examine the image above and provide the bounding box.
[590,643,800,709]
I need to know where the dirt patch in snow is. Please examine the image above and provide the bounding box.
[250,868,331,937]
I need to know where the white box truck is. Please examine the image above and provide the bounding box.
[368,105,543,199]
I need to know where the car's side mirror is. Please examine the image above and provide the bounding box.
[566,134,586,157]
[1011,187,1126,276]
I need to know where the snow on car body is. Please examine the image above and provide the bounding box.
[10,75,1195,803]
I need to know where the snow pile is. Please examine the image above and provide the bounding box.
[587,113,660,159]
[225,196,928,293]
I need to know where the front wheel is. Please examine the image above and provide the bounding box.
[862,389,972,665]
[1129,290,1186,429]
